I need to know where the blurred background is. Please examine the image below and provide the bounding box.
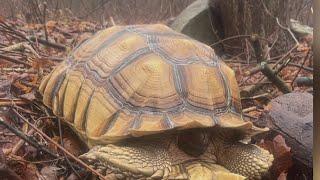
[0,0,195,24]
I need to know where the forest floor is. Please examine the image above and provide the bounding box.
[0,14,313,180]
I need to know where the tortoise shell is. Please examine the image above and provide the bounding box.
[39,24,253,144]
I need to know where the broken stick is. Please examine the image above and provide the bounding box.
[251,35,292,94]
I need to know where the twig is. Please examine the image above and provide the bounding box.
[229,51,312,75]
[12,105,39,116]
[210,34,270,47]
[57,118,81,179]
[29,36,66,51]
[243,113,258,120]
[272,57,294,76]
[261,62,292,93]
[109,16,116,26]
[9,154,64,164]
[291,49,311,88]
[242,106,257,113]
[283,62,313,72]
[241,80,292,87]
[42,2,48,41]
[244,66,262,76]
[0,19,31,43]
[1,42,26,51]
[41,56,64,62]
[251,36,292,94]
[1,42,40,58]
[1,115,85,173]
[240,77,266,96]
[11,127,35,155]
[226,60,313,72]
[241,93,270,100]
[0,98,30,106]
[0,54,31,67]
[271,45,298,70]
[275,18,299,45]
[0,140,11,143]
[11,109,106,180]
[0,132,15,136]
[0,117,57,157]
[260,0,299,45]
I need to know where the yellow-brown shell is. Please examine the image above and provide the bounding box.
[39,24,254,144]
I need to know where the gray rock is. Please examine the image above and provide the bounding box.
[170,0,219,46]
[290,19,313,37]
[265,92,313,168]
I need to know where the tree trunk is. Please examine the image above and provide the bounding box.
[210,0,311,58]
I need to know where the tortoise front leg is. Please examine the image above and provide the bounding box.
[183,161,246,180]
[79,137,193,179]
[214,142,274,179]
[80,143,247,180]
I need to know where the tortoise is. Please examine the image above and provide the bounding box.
[39,24,273,179]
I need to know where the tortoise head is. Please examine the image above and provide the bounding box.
[177,128,210,157]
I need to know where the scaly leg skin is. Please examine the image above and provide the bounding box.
[215,142,274,179]
[79,137,247,180]
[79,137,194,179]
[184,161,246,180]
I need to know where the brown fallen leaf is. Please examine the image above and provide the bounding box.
[272,135,291,157]
[48,133,84,157]
[277,172,287,180]
[24,145,37,159]
[47,136,60,154]
[46,21,58,32]
[40,166,59,180]
[0,149,22,180]
[62,136,83,157]
[258,135,293,178]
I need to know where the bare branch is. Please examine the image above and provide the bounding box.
[251,36,292,94]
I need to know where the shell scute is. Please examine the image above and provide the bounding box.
[85,87,121,137]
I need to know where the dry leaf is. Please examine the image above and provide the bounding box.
[258,135,293,178]
[40,166,59,180]
[277,172,287,180]
[46,21,57,32]
[23,163,38,180]
[62,136,83,157]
